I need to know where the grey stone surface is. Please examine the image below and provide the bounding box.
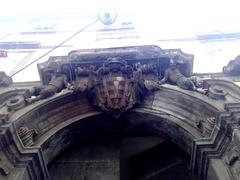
[207,159,231,180]
[1,46,240,180]
[234,129,240,145]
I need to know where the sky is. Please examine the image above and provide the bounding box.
[0,0,240,82]
[1,0,239,32]
[1,0,240,37]
[0,0,239,17]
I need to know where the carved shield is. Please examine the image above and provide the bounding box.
[102,73,130,110]
[93,57,136,116]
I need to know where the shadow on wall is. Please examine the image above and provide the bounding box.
[47,133,199,180]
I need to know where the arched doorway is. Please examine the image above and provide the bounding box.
[47,132,199,180]
[2,79,239,180]
[37,108,200,180]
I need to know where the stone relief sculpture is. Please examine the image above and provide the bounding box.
[71,57,161,117]
[207,85,227,100]
[1,46,240,180]
[18,126,37,147]
[158,55,207,94]
[15,46,195,116]
[224,134,240,180]
[134,62,162,91]
[2,48,212,118]
[20,50,208,116]
[24,62,71,104]
[6,95,26,111]
[223,55,240,75]
[6,56,160,116]
[73,66,95,92]
[197,117,216,137]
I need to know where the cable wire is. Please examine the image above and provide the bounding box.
[10,18,99,78]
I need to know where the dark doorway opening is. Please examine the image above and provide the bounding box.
[47,133,198,180]
[128,141,198,180]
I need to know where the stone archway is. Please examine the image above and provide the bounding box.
[31,109,199,180]
[1,45,240,180]
[1,78,240,180]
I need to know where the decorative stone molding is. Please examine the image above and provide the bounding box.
[198,117,216,137]
[6,95,26,111]
[71,57,163,117]
[223,129,240,180]
[207,85,227,100]
[18,126,37,147]
[35,45,197,117]
[0,160,10,176]
[0,46,240,180]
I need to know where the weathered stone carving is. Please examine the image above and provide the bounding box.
[34,46,195,117]
[0,155,11,177]
[158,55,207,94]
[6,95,26,111]
[73,66,96,92]
[0,165,9,176]
[18,126,37,147]
[221,129,240,180]
[25,62,70,104]
[189,76,205,88]
[225,148,239,166]
[0,71,12,87]
[197,117,216,137]
[224,146,240,179]
[207,85,227,100]
[71,57,160,117]
[0,114,8,126]
[134,62,162,91]
[1,45,240,180]
[223,55,240,75]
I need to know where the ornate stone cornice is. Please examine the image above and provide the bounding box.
[1,46,240,180]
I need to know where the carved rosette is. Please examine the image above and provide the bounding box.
[207,85,227,100]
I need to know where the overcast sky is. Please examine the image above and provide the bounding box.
[1,0,239,33]
[1,0,240,81]
[1,0,239,18]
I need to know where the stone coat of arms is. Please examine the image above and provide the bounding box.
[73,57,158,117]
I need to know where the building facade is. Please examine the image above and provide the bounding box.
[0,45,240,180]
